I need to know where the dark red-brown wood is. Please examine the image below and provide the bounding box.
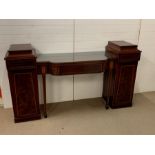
[5,44,41,123]
[37,60,107,75]
[103,41,141,108]
[0,87,2,98]
[37,57,107,117]
[5,41,141,122]
[41,65,47,118]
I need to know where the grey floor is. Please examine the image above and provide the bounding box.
[0,92,155,135]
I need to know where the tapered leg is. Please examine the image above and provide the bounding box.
[41,65,47,118]
[104,59,114,109]
[102,59,114,109]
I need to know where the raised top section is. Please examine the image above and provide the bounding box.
[5,44,36,60]
[107,41,139,53]
[8,44,33,55]
[109,41,137,48]
[106,41,141,63]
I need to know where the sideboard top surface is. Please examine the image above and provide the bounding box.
[37,51,107,63]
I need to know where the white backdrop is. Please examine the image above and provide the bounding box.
[0,19,155,108]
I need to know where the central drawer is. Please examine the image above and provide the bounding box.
[50,61,106,75]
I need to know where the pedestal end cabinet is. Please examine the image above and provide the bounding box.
[103,41,141,108]
[5,44,41,123]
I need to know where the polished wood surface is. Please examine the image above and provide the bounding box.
[5,41,141,122]
[5,44,41,123]
[0,87,2,98]
[41,65,47,118]
[37,51,107,62]
[37,52,108,117]
[37,52,107,75]
[103,41,141,108]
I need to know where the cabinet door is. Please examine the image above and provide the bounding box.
[113,64,137,107]
[8,69,40,122]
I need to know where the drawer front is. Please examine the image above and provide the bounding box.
[7,59,36,71]
[70,63,104,75]
[50,61,106,75]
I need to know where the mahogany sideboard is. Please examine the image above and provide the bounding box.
[5,41,141,123]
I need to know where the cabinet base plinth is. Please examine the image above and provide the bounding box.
[109,103,132,109]
[14,114,41,123]
[103,96,132,109]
